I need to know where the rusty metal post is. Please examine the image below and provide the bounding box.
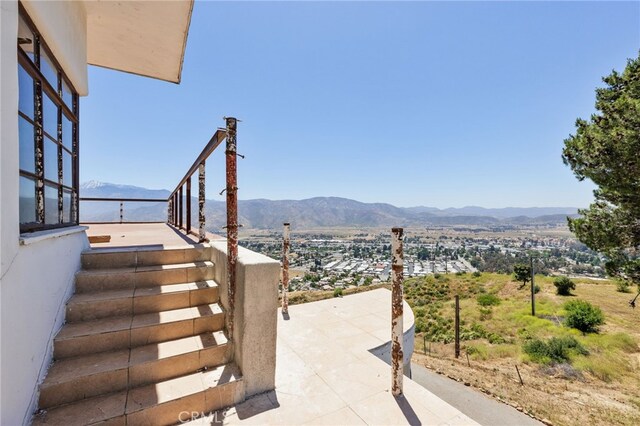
[455,295,460,358]
[119,202,123,224]
[282,222,290,314]
[391,227,404,397]
[186,178,192,233]
[225,117,238,340]
[167,198,172,225]
[179,186,184,229]
[198,161,206,242]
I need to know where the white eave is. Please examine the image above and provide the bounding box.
[85,0,194,84]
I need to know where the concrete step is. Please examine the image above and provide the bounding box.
[33,363,244,426]
[75,261,214,293]
[66,280,219,322]
[54,303,225,359]
[81,245,212,270]
[40,331,230,409]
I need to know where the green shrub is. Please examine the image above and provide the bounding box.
[434,273,442,279]
[534,284,541,294]
[333,287,343,297]
[554,276,576,295]
[477,293,501,306]
[523,336,588,363]
[478,306,493,320]
[487,333,507,344]
[472,271,482,278]
[564,300,605,333]
[616,280,631,293]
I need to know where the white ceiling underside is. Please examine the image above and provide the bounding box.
[85,0,194,83]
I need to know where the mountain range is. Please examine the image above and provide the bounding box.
[79,181,580,229]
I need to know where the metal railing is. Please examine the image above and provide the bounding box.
[79,118,236,244]
[79,117,240,340]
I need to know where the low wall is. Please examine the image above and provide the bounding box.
[369,299,415,377]
[209,240,280,398]
[0,227,89,425]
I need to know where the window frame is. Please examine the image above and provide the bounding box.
[18,3,80,233]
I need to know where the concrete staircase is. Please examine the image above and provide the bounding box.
[33,245,244,426]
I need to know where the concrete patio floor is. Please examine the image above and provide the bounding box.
[84,223,223,248]
[186,289,478,425]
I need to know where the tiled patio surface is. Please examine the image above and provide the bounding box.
[188,289,478,425]
[84,223,222,248]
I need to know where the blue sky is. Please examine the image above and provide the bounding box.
[80,1,639,208]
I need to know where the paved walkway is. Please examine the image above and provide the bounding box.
[187,289,478,425]
[411,363,542,426]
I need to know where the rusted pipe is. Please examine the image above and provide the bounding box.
[198,161,206,242]
[225,117,238,340]
[391,227,404,397]
[282,222,290,314]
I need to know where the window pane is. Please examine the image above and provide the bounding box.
[44,138,58,182]
[63,189,72,223]
[17,16,35,61]
[44,183,58,224]
[19,117,35,173]
[62,80,73,108]
[62,114,72,149]
[43,94,58,139]
[63,151,72,187]
[18,64,34,118]
[19,176,37,225]
[40,49,58,89]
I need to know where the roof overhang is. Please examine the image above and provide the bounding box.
[85,0,194,84]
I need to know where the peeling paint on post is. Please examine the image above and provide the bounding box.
[282,222,290,314]
[167,198,173,225]
[225,117,238,340]
[391,227,404,397]
[198,161,206,242]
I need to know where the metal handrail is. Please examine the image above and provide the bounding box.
[79,123,230,243]
[80,197,167,203]
[79,117,239,342]
[170,129,227,196]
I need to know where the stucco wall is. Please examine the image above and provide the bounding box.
[21,0,88,95]
[210,241,281,398]
[0,1,89,423]
[1,230,89,425]
[369,299,416,377]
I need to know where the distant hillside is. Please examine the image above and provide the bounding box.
[79,181,579,229]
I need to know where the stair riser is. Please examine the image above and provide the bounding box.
[81,247,212,270]
[66,287,219,322]
[54,313,225,359]
[39,345,230,409]
[125,380,244,426]
[75,266,214,293]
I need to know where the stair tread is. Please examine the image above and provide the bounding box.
[126,363,242,413]
[82,244,209,255]
[33,390,128,426]
[33,364,241,426]
[68,280,218,303]
[42,331,228,388]
[76,260,213,276]
[57,303,223,340]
